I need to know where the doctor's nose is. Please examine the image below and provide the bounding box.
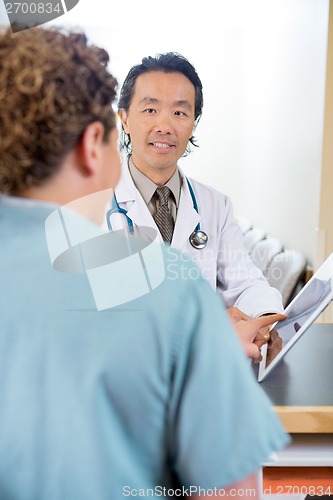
[153,113,174,135]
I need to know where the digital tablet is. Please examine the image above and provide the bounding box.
[258,253,333,382]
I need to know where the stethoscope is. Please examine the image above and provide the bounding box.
[106,178,208,250]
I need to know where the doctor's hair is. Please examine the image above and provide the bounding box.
[0,26,118,195]
[118,52,203,156]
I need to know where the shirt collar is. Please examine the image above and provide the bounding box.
[128,156,181,207]
[0,193,59,210]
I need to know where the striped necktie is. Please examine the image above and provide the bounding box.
[153,186,174,244]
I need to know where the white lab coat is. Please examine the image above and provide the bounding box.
[111,163,284,317]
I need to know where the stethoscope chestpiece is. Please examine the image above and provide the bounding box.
[189,229,208,250]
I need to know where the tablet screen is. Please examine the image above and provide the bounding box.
[265,277,332,368]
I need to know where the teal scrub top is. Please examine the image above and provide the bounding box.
[0,201,289,500]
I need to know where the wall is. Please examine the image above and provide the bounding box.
[0,0,329,268]
[317,0,333,321]
[180,0,329,267]
[318,0,333,268]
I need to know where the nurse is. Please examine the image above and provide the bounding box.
[112,52,284,348]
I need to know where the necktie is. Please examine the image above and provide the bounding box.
[153,186,174,244]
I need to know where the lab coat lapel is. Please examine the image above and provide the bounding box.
[172,176,200,251]
[115,164,161,243]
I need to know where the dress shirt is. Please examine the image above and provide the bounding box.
[128,157,181,224]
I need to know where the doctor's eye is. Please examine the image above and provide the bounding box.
[143,108,156,114]
[174,111,187,117]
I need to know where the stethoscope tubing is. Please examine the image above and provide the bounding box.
[106,177,208,249]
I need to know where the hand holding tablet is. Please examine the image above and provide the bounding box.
[258,253,333,382]
[235,313,287,362]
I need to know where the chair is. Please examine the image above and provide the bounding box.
[251,237,284,274]
[265,249,307,307]
[237,217,253,235]
[242,227,266,252]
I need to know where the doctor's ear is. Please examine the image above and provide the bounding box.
[118,109,130,134]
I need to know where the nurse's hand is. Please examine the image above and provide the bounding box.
[227,308,287,362]
[227,307,251,324]
[254,326,271,349]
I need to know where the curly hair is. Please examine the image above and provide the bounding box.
[0,26,118,194]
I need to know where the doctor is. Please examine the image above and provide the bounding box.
[113,52,284,329]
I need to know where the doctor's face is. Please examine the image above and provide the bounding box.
[119,70,195,184]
